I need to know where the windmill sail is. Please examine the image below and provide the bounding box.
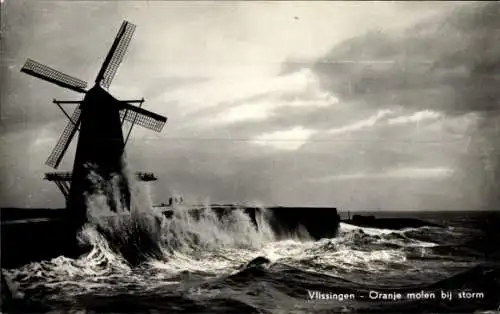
[46,107,82,168]
[120,103,167,132]
[21,59,87,93]
[95,21,136,89]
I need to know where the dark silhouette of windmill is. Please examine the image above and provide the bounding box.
[20,20,167,225]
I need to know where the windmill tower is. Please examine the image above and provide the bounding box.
[20,21,167,225]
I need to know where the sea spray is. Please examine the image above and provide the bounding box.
[160,204,275,254]
[81,161,165,266]
[79,157,279,266]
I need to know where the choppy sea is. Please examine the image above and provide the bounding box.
[2,193,500,313]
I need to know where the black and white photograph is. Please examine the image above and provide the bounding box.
[1,1,500,313]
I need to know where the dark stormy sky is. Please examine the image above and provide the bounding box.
[1,1,500,211]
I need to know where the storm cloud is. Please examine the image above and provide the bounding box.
[1,1,498,211]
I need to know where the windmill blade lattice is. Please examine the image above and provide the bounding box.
[95,21,136,89]
[21,59,87,93]
[46,107,82,169]
[120,104,167,132]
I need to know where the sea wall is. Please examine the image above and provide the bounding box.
[1,205,341,268]
[1,217,88,269]
[160,205,341,239]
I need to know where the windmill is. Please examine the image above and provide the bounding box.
[20,20,167,225]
